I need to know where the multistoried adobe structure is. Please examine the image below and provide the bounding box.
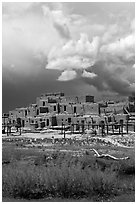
[4,92,133,132]
[8,93,98,130]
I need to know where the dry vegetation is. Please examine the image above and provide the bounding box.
[2,138,135,202]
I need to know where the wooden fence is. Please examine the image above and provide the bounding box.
[61,120,135,138]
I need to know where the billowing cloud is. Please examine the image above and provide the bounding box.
[55,10,135,95]
[45,12,135,95]
[42,5,70,39]
[46,33,100,80]
[58,70,77,81]
[82,70,97,78]
[3,2,135,96]
[100,34,135,61]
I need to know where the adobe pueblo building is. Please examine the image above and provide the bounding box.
[3,92,135,134]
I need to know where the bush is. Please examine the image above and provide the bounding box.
[111,159,135,175]
[2,149,135,201]
[2,162,118,200]
[117,160,135,175]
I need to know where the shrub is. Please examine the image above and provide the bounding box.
[2,149,135,201]
[3,162,118,200]
[117,160,135,175]
[111,159,135,175]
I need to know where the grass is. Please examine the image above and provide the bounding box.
[3,162,118,200]
[2,140,135,201]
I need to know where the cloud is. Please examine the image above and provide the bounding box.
[46,33,100,73]
[82,70,97,78]
[58,70,77,81]
[42,6,70,39]
[2,2,34,17]
[3,2,135,96]
[100,34,135,61]
[83,59,135,95]
[2,3,66,75]
[46,13,135,96]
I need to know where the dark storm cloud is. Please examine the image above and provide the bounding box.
[83,61,135,95]
[3,65,94,112]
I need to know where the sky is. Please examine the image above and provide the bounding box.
[2,2,135,112]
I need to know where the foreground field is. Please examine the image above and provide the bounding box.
[2,135,135,202]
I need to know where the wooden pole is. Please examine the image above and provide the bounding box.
[112,124,114,134]
[126,120,128,134]
[121,124,123,136]
[104,117,108,135]
[120,120,123,136]
[64,124,65,139]
[106,124,108,135]
[119,124,121,134]
[88,122,89,130]
[101,125,103,137]
[4,117,6,133]
[61,122,63,134]
[72,123,74,134]
[82,122,84,134]
[20,127,21,135]
[79,123,80,133]
[7,124,8,136]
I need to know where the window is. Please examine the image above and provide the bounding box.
[64,105,66,111]
[108,117,111,122]
[22,120,25,127]
[40,107,49,113]
[43,101,45,106]
[47,119,49,126]
[68,118,71,123]
[41,122,45,128]
[37,109,39,115]
[74,106,76,113]
[54,106,56,111]
[40,118,42,122]
[31,120,34,123]
[25,110,27,116]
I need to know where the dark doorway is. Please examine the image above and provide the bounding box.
[37,109,39,115]
[51,116,57,126]
[25,110,27,116]
[54,106,56,111]
[35,123,38,129]
[47,119,49,126]
[74,106,76,113]
[22,120,25,127]
[17,118,21,127]
[41,122,45,128]
[68,118,71,123]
